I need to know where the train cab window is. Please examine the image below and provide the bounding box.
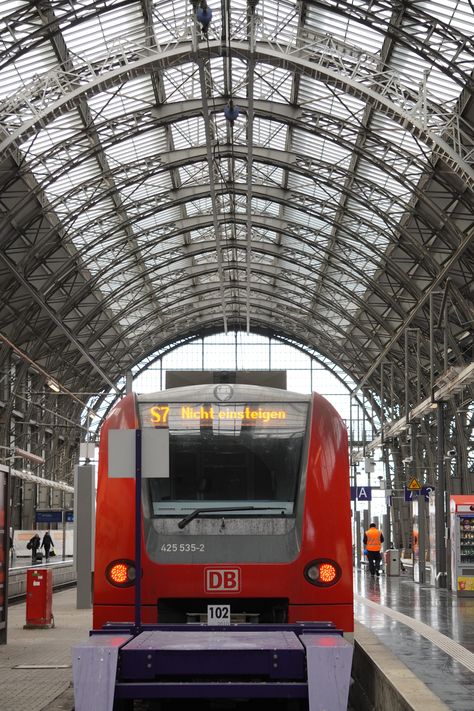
[145,401,308,518]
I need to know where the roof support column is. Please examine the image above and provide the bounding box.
[435,402,447,588]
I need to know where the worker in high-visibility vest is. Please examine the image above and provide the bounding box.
[363,523,384,576]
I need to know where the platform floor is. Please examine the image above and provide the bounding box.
[0,573,473,711]
[354,568,474,711]
[0,588,90,711]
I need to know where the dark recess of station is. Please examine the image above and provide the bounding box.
[166,370,287,390]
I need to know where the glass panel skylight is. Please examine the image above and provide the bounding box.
[88,77,155,121]
[256,0,299,44]
[163,63,200,102]
[251,197,281,217]
[61,4,145,62]
[1,0,472,359]
[252,118,288,150]
[151,0,193,45]
[186,197,213,216]
[19,113,86,179]
[0,42,59,100]
[136,206,182,229]
[291,129,352,169]
[286,172,340,204]
[251,163,283,187]
[304,4,387,54]
[253,65,293,103]
[170,116,202,149]
[390,46,461,105]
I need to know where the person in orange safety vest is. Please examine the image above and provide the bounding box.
[363,523,384,576]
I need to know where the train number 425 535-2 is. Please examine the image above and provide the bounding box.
[160,543,205,552]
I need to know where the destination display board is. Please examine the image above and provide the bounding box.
[141,403,290,428]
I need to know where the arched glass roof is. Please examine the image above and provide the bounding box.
[0,0,473,406]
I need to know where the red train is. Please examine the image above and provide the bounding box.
[93,383,353,634]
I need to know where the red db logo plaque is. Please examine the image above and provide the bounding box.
[205,568,241,593]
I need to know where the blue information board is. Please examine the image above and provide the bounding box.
[35,510,63,523]
[65,510,74,523]
[404,486,435,502]
[350,486,372,501]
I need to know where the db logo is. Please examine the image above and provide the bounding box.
[205,567,241,593]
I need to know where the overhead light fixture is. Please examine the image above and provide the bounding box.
[434,362,474,400]
[14,447,45,465]
[47,378,61,392]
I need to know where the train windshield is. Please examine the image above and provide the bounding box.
[140,401,308,517]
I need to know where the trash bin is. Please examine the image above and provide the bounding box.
[24,568,54,629]
[384,548,400,577]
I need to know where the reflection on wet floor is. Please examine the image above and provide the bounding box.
[355,569,474,710]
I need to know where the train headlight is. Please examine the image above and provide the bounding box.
[304,559,341,587]
[106,559,136,587]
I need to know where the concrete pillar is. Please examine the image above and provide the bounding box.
[382,513,390,552]
[22,481,36,529]
[51,487,62,510]
[362,509,370,532]
[37,485,49,510]
[74,464,95,609]
[418,494,426,584]
[355,511,361,567]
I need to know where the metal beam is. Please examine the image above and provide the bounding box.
[1,40,472,186]
[353,225,474,395]
[0,252,120,393]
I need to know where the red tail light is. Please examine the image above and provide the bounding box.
[106,559,136,587]
[304,559,341,587]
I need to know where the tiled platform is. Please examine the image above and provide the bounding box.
[1,575,473,711]
[354,568,474,710]
[0,588,90,711]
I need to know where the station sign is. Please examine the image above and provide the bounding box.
[404,485,435,502]
[35,509,63,523]
[35,509,74,523]
[350,486,372,501]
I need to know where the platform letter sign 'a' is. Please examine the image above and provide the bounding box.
[350,486,372,501]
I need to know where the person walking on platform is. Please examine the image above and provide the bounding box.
[27,533,41,564]
[364,523,384,577]
[41,530,54,562]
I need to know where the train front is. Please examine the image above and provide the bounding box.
[94,383,353,634]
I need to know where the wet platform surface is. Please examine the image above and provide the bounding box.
[354,568,474,710]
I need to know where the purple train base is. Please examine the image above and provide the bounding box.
[72,622,353,711]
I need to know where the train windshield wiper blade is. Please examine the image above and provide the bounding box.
[177,506,282,529]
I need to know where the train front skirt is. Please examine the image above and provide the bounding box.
[72,622,353,711]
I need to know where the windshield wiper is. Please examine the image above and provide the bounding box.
[177,506,284,529]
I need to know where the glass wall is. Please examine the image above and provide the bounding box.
[131,332,370,436]
[86,331,375,445]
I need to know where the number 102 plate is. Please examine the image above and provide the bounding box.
[207,604,230,625]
